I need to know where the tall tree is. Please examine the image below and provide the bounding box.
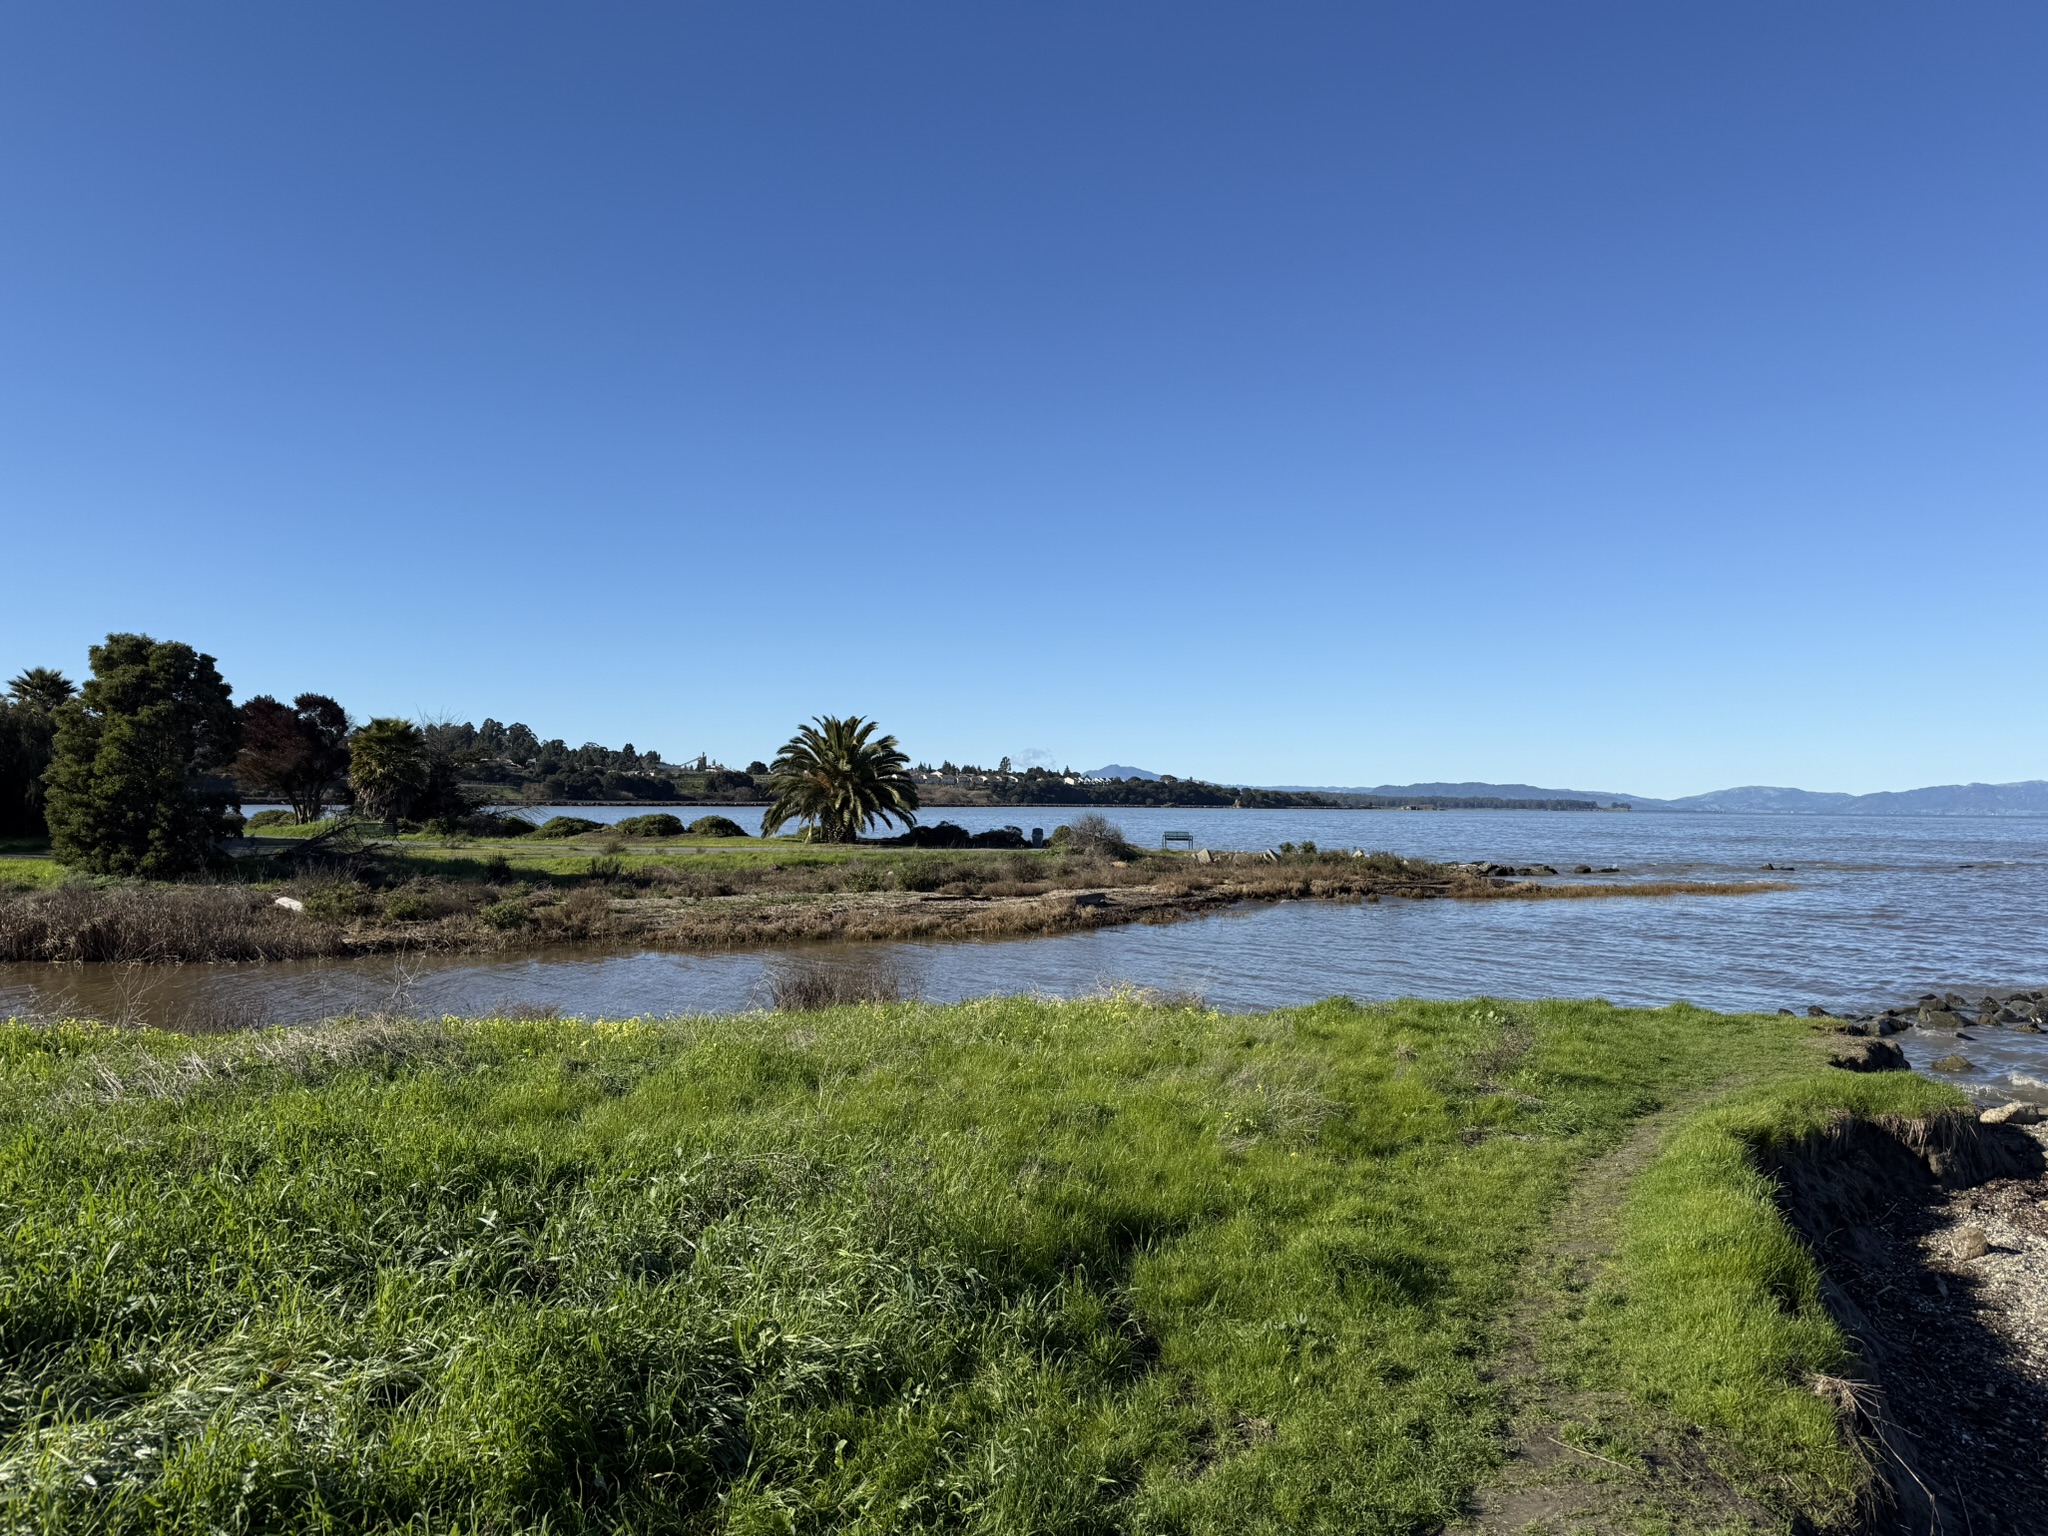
[761,715,919,843]
[235,693,351,822]
[348,718,430,829]
[0,667,77,838]
[43,635,242,876]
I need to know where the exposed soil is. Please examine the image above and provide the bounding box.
[1768,1115,2048,1535]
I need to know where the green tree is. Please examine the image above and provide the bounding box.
[348,718,431,829]
[0,667,77,838]
[43,635,242,876]
[761,715,919,842]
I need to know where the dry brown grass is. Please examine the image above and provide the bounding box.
[0,859,1786,964]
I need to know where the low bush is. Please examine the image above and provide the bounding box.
[476,898,531,931]
[686,815,749,838]
[614,813,685,838]
[534,816,605,839]
[459,812,536,838]
[1050,812,1131,858]
[245,808,295,830]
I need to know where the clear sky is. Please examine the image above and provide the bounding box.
[3,4,2043,797]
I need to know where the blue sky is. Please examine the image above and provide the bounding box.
[3,4,2043,797]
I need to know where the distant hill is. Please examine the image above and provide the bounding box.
[1260,779,2048,815]
[1082,765,1161,781]
[1649,781,2048,816]
[1264,780,1639,804]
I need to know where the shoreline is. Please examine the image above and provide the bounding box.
[0,866,1789,966]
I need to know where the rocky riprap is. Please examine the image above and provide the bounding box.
[1792,989,2048,1037]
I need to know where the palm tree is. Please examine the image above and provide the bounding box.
[761,716,919,842]
[348,717,429,830]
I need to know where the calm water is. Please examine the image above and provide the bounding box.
[9,808,2048,1100]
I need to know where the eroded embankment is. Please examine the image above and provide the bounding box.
[1765,1112,2048,1534]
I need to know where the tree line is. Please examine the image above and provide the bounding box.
[1,634,927,874]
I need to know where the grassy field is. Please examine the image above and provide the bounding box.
[0,995,1952,1534]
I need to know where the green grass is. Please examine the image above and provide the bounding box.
[1581,1069,1965,1515]
[0,998,1892,1533]
[0,856,65,892]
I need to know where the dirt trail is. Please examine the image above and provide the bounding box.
[1461,1080,1786,1536]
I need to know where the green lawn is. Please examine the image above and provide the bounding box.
[0,997,1942,1534]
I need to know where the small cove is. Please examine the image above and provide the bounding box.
[8,807,2048,1101]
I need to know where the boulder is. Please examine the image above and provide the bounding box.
[1954,1225,1991,1261]
[1929,1054,1977,1073]
[1919,1004,1966,1030]
[1980,1101,2046,1126]
[1828,1038,1907,1073]
[1574,865,1593,874]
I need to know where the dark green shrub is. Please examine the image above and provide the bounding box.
[534,816,605,838]
[477,898,531,930]
[383,891,438,921]
[458,812,535,838]
[302,880,376,920]
[686,815,749,838]
[246,808,295,830]
[614,813,685,838]
[585,854,627,883]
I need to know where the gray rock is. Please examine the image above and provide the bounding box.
[1828,1038,1906,1072]
[1980,1101,2045,1126]
[1929,1053,1976,1073]
[1955,1225,1990,1261]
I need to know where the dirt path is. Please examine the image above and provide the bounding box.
[1460,1080,1787,1535]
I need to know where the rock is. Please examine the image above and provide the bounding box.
[1195,848,1212,864]
[1929,1054,1977,1073]
[1574,865,1593,874]
[1944,992,1970,1010]
[1955,1225,1990,1261]
[1532,865,1558,876]
[1919,1005,1966,1030]
[1980,1101,2046,1126]
[1828,1038,1907,1072]
[1597,866,1621,873]
[1979,995,2001,1015]
[272,895,305,913]
[1777,1008,1795,1016]
[1807,1005,1833,1017]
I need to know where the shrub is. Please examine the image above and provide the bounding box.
[898,821,972,849]
[534,816,605,838]
[766,958,908,1010]
[686,815,749,838]
[246,808,295,830]
[585,854,627,883]
[614,813,685,838]
[302,880,377,921]
[1050,812,1130,858]
[477,898,531,930]
[382,890,438,922]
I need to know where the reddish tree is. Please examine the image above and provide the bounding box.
[235,693,351,822]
